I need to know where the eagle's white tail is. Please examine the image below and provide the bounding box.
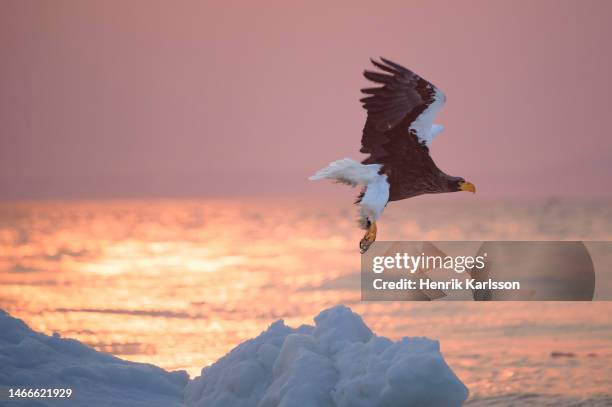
[308,158,382,187]
[309,158,389,230]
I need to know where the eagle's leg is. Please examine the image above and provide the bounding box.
[359,221,377,254]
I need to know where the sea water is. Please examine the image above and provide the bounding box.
[1,199,611,405]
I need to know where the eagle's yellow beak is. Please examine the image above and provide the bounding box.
[459,181,476,193]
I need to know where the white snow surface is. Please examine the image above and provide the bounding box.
[0,310,187,407]
[185,305,468,407]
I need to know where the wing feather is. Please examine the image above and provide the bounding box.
[359,58,447,201]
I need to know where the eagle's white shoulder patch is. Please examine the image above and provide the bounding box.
[410,88,446,147]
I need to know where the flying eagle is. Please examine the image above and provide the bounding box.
[309,58,476,253]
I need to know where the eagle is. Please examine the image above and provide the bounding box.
[309,58,476,253]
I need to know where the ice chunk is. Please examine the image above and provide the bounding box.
[0,310,187,407]
[186,305,468,407]
[0,306,468,407]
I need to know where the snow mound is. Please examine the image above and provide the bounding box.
[186,305,468,407]
[0,310,187,407]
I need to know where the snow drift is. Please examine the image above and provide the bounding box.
[0,310,187,407]
[185,305,468,407]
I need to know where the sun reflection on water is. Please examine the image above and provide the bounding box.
[1,200,612,400]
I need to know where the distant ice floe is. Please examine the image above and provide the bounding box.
[0,310,187,407]
[186,305,468,407]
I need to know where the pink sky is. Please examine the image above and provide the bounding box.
[1,0,611,200]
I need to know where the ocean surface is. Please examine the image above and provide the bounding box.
[1,199,611,405]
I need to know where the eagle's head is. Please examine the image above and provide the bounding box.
[455,178,476,193]
[443,176,476,193]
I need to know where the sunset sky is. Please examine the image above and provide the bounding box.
[1,0,611,200]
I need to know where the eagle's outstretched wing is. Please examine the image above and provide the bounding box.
[359,58,446,201]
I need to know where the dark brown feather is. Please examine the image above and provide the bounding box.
[359,58,451,201]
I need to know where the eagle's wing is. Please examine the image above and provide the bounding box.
[359,58,446,200]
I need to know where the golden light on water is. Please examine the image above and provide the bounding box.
[1,200,612,399]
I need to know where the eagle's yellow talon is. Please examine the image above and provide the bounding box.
[359,222,377,254]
